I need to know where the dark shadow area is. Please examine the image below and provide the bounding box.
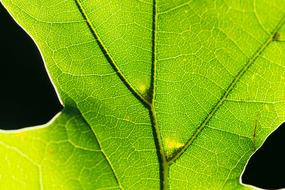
[1,2,285,189]
[0,3,62,129]
[242,122,285,189]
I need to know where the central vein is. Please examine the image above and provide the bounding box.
[149,0,169,189]
[73,0,285,189]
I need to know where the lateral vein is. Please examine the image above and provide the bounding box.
[168,14,285,165]
[79,111,124,190]
[74,0,151,107]
[61,93,124,189]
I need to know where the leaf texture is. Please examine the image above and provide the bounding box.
[1,0,285,189]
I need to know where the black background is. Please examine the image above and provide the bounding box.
[1,3,285,189]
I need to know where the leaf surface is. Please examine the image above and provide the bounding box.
[1,0,285,189]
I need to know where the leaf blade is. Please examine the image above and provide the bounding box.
[1,0,285,189]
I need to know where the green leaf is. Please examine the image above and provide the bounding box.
[1,0,285,189]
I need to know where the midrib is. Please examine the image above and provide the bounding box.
[73,1,285,189]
